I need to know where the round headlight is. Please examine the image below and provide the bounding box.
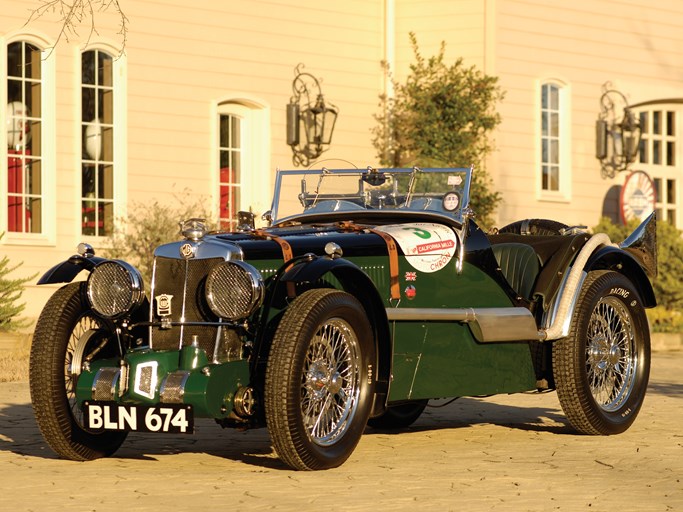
[206,261,264,321]
[87,260,145,319]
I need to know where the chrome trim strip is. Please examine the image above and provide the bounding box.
[386,307,476,322]
[153,238,244,261]
[134,361,158,400]
[179,259,189,347]
[213,322,223,363]
[542,233,614,340]
[149,256,158,349]
[544,270,587,339]
[385,307,542,343]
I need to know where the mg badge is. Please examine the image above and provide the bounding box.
[156,294,174,317]
[180,243,195,259]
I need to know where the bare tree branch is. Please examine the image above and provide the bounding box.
[26,0,128,57]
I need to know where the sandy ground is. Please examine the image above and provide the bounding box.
[1,352,681,512]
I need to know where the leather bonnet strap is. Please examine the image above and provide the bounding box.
[336,221,401,300]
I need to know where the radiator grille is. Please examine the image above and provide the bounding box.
[160,371,190,403]
[92,367,120,401]
[150,256,223,354]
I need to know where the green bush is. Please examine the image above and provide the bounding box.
[594,216,683,331]
[646,306,683,333]
[372,32,504,229]
[103,192,216,283]
[0,232,36,331]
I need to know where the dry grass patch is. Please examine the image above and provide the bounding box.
[0,333,31,383]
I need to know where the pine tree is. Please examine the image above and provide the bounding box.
[0,233,35,331]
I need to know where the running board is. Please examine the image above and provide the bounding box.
[385,307,543,343]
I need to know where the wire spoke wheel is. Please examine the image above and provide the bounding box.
[65,316,104,426]
[266,289,375,470]
[553,271,650,435]
[301,319,361,446]
[30,283,127,460]
[585,297,637,412]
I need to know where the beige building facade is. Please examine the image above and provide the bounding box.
[2,0,683,322]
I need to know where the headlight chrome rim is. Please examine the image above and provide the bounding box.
[86,260,145,319]
[205,260,264,321]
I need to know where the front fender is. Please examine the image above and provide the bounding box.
[282,257,392,416]
[281,255,356,285]
[37,255,106,285]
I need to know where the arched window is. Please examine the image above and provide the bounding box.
[539,80,571,199]
[215,99,270,230]
[218,112,242,230]
[6,40,44,234]
[81,48,117,236]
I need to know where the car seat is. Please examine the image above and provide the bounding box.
[491,243,541,299]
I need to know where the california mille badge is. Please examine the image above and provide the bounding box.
[180,242,195,259]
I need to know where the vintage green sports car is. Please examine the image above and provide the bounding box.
[30,166,656,470]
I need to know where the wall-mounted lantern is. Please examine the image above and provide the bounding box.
[596,86,642,178]
[286,64,338,167]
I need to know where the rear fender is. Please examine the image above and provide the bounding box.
[37,255,106,285]
[585,246,656,307]
[282,257,392,416]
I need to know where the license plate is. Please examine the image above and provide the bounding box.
[83,401,194,434]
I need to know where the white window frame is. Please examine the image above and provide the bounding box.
[637,105,680,227]
[0,34,56,246]
[217,111,243,230]
[537,79,572,202]
[211,98,271,226]
[77,42,127,242]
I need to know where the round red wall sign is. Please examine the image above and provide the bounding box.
[620,170,656,224]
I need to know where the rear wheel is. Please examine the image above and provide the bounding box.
[553,271,650,434]
[265,289,376,470]
[29,283,127,460]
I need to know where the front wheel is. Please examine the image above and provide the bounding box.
[265,289,376,470]
[553,271,650,435]
[29,283,127,460]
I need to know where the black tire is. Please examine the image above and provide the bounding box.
[367,400,428,430]
[500,218,568,236]
[29,283,127,460]
[552,271,650,435]
[265,289,376,470]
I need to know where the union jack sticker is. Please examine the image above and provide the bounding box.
[405,271,417,281]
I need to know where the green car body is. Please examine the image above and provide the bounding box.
[30,167,657,470]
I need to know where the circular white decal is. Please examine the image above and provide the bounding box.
[620,170,656,223]
[442,191,460,212]
[375,223,458,273]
